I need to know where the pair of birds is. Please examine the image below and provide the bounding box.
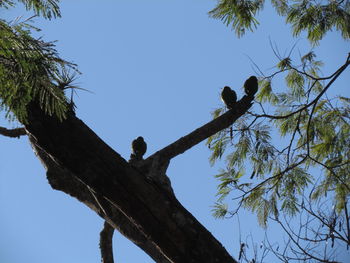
[131,76,258,160]
[221,76,258,109]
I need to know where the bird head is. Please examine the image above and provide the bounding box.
[249,76,257,81]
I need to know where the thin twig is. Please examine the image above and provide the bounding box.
[253,55,350,120]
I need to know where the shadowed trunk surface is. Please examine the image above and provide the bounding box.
[24,102,241,263]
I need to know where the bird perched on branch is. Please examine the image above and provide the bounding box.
[130,136,147,161]
[244,76,258,97]
[221,86,237,109]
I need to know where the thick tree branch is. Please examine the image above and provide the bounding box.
[28,134,172,263]
[0,126,26,138]
[146,95,254,164]
[100,221,115,263]
[24,102,238,263]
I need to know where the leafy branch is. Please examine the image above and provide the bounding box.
[0,16,79,123]
[209,51,350,233]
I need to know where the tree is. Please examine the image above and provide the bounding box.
[208,0,350,262]
[0,1,252,262]
[1,1,349,263]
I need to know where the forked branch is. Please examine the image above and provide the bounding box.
[145,94,254,166]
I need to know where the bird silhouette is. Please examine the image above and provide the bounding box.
[131,136,147,160]
[244,76,258,97]
[221,86,237,109]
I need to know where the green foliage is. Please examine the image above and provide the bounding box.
[209,0,264,37]
[0,0,61,19]
[255,79,279,104]
[207,128,229,165]
[19,0,61,19]
[0,0,15,8]
[212,202,229,218]
[0,14,78,123]
[309,97,350,213]
[286,0,350,44]
[210,0,350,44]
[277,57,291,70]
[270,0,288,15]
[208,51,350,228]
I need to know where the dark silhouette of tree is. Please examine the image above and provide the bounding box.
[1,1,349,262]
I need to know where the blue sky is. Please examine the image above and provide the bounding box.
[0,1,349,262]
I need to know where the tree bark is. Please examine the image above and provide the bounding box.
[100,221,115,263]
[23,96,253,263]
[0,126,26,138]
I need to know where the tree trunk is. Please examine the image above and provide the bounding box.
[24,102,239,263]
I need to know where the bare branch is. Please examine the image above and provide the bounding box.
[273,216,340,263]
[0,126,26,138]
[100,221,115,263]
[145,95,254,164]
